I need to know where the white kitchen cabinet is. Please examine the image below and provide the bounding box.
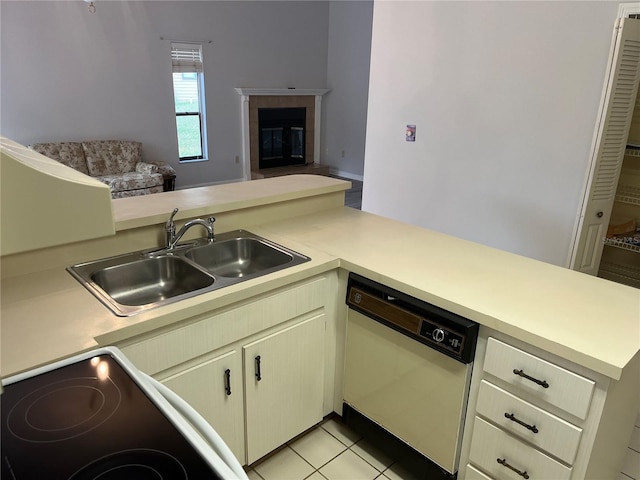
[475,380,582,465]
[161,349,245,462]
[459,328,640,480]
[465,464,494,480]
[118,272,336,466]
[469,416,572,480]
[243,314,325,464]
[482,338,595,420]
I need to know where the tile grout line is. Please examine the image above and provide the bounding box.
[292,423,353,474]
[285,420,393,480]
[317,422,398,477]
[287,444,324,475]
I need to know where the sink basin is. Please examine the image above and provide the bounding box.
[186,237,296,278]
[68,230,310,316]
[90,256,214,307]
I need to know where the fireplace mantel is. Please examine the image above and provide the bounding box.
[236,88,331,180]
[235,88,330,97]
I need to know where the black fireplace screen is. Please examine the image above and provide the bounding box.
[259,107,306,169]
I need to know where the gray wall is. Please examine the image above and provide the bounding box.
[323,0,373,181]
[1,1,332,188]
[362,1,621,266]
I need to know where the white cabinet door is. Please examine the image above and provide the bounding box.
[243,314,325,464]
[571,18,640,274]
[161,350,245,463]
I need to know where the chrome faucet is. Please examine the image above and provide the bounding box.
[165,208,215,250]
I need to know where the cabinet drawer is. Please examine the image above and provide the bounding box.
[469,416,572,480]
[476,380,582,464]
[466,464,494,480]
[483,337,594,419]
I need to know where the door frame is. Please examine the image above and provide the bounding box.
[568,3,640,271]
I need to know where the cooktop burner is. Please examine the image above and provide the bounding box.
[68,448,188,480]
[1,353,222,479]
[6,374,121,443]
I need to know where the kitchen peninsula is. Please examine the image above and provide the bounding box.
[1,147,639,478]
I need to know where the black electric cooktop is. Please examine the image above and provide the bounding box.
[1,353,222,479]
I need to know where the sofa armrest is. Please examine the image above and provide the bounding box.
[135,162,159,174]
[147,161,176,177]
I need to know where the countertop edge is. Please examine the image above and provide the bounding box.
[3,206,638,382]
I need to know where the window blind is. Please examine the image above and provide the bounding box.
[171,42,203,73]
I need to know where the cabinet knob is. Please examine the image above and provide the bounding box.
[597,211,604,218]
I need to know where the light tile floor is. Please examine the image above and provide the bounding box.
[246,417,419,480]
[246,413,640,480]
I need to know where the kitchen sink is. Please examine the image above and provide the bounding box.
[90,256,215,307]
[186,237,297,278]
[67,230,310,316]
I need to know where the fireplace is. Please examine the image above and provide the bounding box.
[235,88,330,179]
[259,107,306,169]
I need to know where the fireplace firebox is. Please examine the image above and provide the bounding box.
[258,107,306,169]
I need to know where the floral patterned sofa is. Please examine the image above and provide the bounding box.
[30,140,176,199]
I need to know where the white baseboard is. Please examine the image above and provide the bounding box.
[328,169,363,182]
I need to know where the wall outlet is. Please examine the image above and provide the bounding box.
[235,155,240,164]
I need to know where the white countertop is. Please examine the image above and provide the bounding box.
[2,179,638,380]
[112,174,349,230]
[259,208,640,380]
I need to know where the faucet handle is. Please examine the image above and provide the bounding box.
[165,208,179,248]
[207,216,216,240]
[166,208,179,229]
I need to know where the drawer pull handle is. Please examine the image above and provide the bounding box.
[504,412,539,433]
[513,368,549,388]
[224,369,231,396]
[255,355,262,381]
[497,458,530,479]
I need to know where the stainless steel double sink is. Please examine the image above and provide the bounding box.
[67,230,310,316]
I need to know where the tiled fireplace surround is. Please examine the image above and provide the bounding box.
[235,88,330,179]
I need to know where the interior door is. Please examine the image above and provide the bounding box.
[570,18,640,274]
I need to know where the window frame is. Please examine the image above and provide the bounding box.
[171,42,208,162]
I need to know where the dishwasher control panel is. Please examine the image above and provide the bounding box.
[346,273,478,363]
[419,321,465,355]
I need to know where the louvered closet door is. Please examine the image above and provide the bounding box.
[572,18,640,274]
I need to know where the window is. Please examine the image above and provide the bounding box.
[171,42,207,161]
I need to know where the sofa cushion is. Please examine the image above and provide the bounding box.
[82,140,142,176]
[31,142,89,176]
[95,171,164,194]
